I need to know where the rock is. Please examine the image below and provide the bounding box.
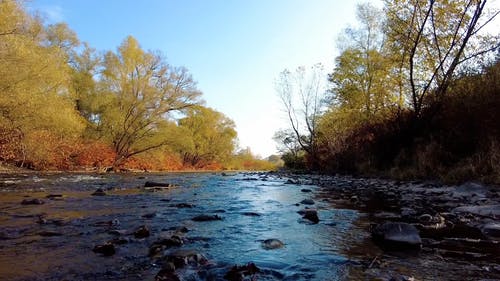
[91,188,106,196]
[21,198,44,205]
[164,249,208,268]
[301,188,312,193]
[149,236,184,257]
[374,212,401,220]
[298,208,320,224]
[452,205,500,217]
[38,231,63,237]
[400,208,417,218]
[372,222,422,249]
[109,237,129,245]
[224,263,260,281]
[93,243,115,256]
[350,195,359,203]
[192,214,222,222]
[300,199,315,205]
[171,203,194,208]
[155,269,180,281]
[261,239,284,250]
[142,212,157,219]
[45,194,65,200]
[241,212,261,217]
[481,223,500,239]
[134,225,150,238]
[145,181,173,188]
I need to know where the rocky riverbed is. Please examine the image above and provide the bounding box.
[0,172,498,280]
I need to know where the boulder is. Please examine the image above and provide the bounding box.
[372,222,422,249]
[145,181,173,188]
[481,222,500,239]
[164,249,208,268]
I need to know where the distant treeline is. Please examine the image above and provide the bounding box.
[0,0,279,171]
[275,1,499,183]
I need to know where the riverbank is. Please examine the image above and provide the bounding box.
[279,172,500,280]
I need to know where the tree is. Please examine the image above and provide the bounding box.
[96,36,202,170]
[276,63,326,169]
[384,0,499,117]
[177,106,237,167]
[0,0,85,167]
[328,2,397,120]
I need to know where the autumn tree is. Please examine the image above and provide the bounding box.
[329,3,397,120]
[0,0,85,168]
[95,36,202,170]
[384,0,499,117]
[276,63,326,169]
[177,106,237,167]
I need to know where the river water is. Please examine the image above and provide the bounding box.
[0,172,369,281]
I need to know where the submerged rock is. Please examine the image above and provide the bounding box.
[261,239,284,250]
[145,181,173,188]
[372,222,422,249]
[301,188,312,193]
[224,263,260,281]
[134,225,150,238]
[149,236,184,257]
[93,243,115,256]
[91,188,106,196]
[164,249,208,268]
[192,214,222,222]
[21,198,44,205]
[172,203,194,208]
[241,212,261,217]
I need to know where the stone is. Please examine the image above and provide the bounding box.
[261,239,284,250]
[191,214,222,222]
[164,249,208,268]
[300,199,315,205]
[224,263,260,281]
[241,212,261,217]
[93,243,115,256]
[298,208,320,224]
[134,225,150,238]
[45,194,65,200]
[145,181,173,188]
[372,222,422,249]
[452,205,500,217]
[142,212,157,219]
[301,188,312,193]
[21,198,44,205]
[481,223,500,239]
[91,188,106,196]
[171,203,194,208]
[38,231,63,237]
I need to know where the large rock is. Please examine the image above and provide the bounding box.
[297,208,320,224]
[134,225,150,238]
[163,249,208,268]
[372,222,422,249]
[21,198,44,205]
[93,243,115,256]
[224,263,260,281]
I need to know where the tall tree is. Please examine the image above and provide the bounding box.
[276,63,326,169]
[384,0,499,116]
[97,36,202,170]
[177,106,237,167]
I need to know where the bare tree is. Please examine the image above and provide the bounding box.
[276,63,326,169]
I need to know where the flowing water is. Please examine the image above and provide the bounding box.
[0,172,367,280]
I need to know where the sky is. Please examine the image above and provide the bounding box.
[27,0,363,158]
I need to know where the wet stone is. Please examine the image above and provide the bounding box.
[164,249,208,268]
[38,231,63,237]
[192,214,222,222]
[224,263,260,281]
[21,198,44,205]
[300,199,315,205]
[171,203,194,208]
[145,181,173,188]
[298,209,320,224]
[142,212,157,219]
[261,239,284,250]
[91,188,106,196]
[93,243,116,256]
[301,188,312,193]
[241,212,261,217]
[134,225,150,238]
[155,269,180,281]
[372,222,422,249]
[45,194,65,200]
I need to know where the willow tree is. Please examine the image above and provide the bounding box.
[97,36,201,170]
[0,0,84,167]
[177,106,237,167]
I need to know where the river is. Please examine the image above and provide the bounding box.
[0,172,369,281]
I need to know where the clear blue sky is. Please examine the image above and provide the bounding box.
[28,0,363,157]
